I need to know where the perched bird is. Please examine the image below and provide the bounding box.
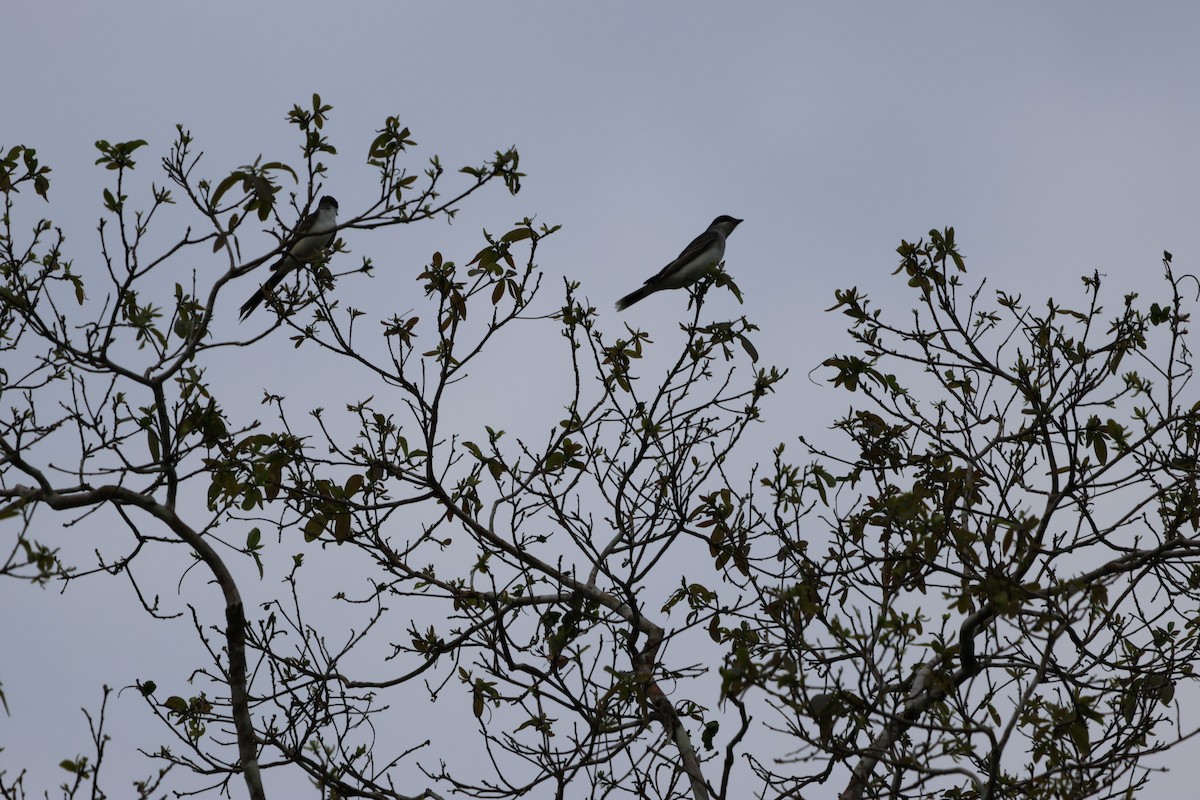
[615,215,743,311]
[239,195,339,320]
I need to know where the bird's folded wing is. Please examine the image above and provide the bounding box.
[645,229,718,284]
[294,208,321,236]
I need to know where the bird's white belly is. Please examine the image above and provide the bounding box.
[661,247,720,289]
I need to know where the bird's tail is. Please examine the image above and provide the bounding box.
[238,287,267,321]
[239,268,287,320]
[615,284,656,311]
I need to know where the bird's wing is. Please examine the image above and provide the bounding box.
[294,207,322,237]
[286,209,323,248]
[271,208,328,270]
[644,229,718,285]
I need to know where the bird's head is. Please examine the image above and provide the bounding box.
[318,196,339,212]
[710,215,743,235]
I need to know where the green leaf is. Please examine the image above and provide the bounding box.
[303,514,327,542]
[702,720,720,750]
[738,334,759,363]
[173,314,193,341]
[211,172,243,207]
[265,461,283,502]
[0,500,25,521]
[259,161,298,183]
[500,227,533,243]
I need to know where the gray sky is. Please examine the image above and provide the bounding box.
[5,2,1200,796]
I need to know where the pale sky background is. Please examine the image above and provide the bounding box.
[5,2,1200,797]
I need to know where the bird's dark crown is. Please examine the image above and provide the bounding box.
[319,196,339,210]
[711,215,742,228]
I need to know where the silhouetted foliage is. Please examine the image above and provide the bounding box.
[3,101,1199,800]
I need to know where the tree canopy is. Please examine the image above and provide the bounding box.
[3,100,1200,800]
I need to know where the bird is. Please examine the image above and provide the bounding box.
[615,215,743,311]
[239,195,339,320]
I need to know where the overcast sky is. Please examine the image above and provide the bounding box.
[5,2,1200,796]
